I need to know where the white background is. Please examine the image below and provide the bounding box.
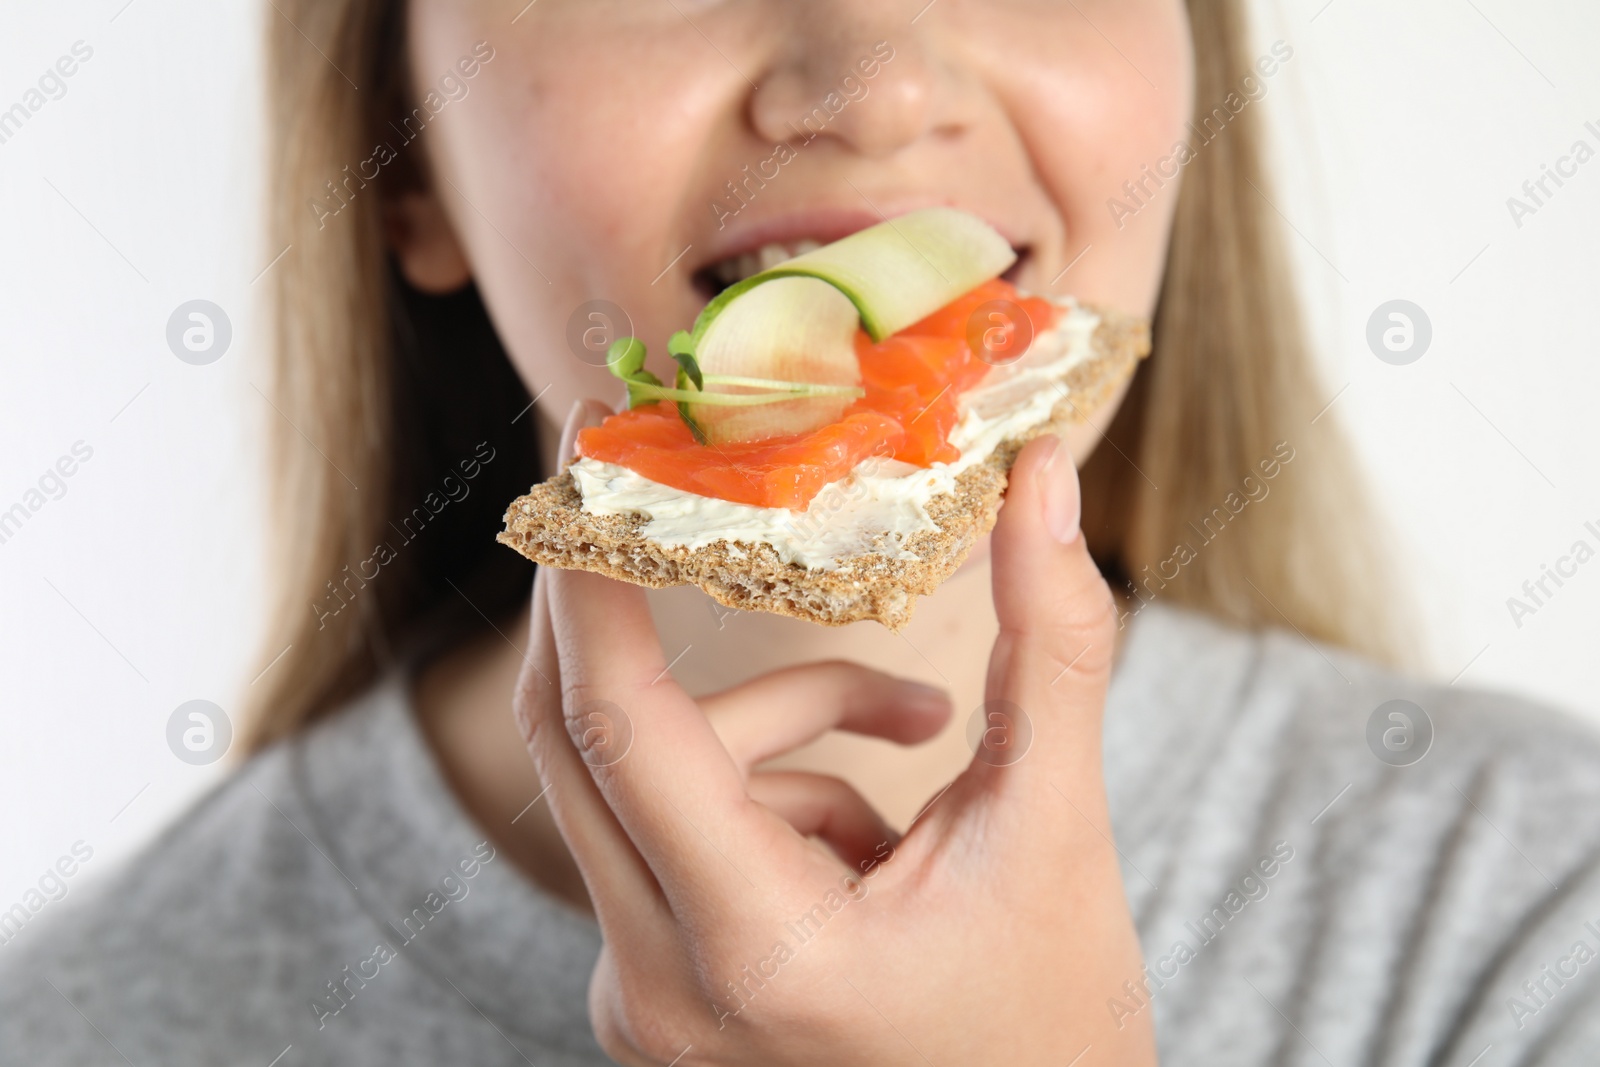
[1,1,1597,907]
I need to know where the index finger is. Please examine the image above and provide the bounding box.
[543,403,782,894]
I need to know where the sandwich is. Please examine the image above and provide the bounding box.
[498,208,1150,630]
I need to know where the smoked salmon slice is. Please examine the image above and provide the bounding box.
[575,279,1059,510]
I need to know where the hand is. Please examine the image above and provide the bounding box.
[514,400,1156,1066]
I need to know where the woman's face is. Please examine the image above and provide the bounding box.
[396,0,1194,449]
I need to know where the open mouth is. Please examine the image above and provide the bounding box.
[692,239,1033,299]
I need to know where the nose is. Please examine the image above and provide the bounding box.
[749,11,956,159]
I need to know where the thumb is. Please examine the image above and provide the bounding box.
[985,433,1118,735]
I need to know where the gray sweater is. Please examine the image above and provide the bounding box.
[4,603,1599,1065]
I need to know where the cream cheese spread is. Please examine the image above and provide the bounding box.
[569,299,1101,571]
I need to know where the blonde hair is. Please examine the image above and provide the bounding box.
[245,0,1404,753]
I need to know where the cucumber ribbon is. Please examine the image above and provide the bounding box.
[606,207,1017,445]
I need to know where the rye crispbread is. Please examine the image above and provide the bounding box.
[498,306,1150,630]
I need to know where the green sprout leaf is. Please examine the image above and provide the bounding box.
[624,369,664,408]
[607,337,647,378]
[671,350,704,391]
[667,330,696,358]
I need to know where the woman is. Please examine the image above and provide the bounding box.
[4,0,1598,1064]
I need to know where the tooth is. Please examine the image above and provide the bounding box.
[757,243,791,272]
[710,238,831,289]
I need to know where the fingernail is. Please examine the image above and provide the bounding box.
[1036,435,1081,544]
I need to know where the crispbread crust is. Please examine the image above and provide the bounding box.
[498,306,1150,630]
